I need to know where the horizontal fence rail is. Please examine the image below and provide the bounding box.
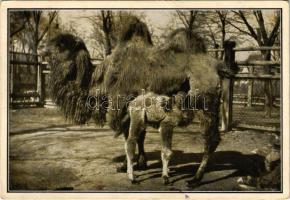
[9,43,281,132]
[236,60,280,67]
[210,43,281,132]
[208,46,280,52]
[234,74,280,80]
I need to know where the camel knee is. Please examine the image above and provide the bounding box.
[125,137,137,157]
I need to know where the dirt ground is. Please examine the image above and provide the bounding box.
[9,107,278,191]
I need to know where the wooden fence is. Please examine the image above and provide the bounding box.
[10,43,280,131]
[9,52,102,107]
[208,41,280,132]
[10,52,46,107]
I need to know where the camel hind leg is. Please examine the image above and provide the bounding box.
[187,94,221,187]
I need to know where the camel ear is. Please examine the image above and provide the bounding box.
[75,49,94,89]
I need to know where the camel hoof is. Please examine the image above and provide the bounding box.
[137,162,147,171]
[186,177,201,188]
[163,176,170,185]
[116,165,127,173]
[137,155,147,171]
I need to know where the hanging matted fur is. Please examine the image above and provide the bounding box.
[46,33,95,124]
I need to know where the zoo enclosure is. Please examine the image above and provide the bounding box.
[9,53,102,107]
[9,52,48,107]
[9,42,281,132]
[208,42,280,132]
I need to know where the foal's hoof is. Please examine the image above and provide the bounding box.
[163,176,170,185]
[116,165,127,173]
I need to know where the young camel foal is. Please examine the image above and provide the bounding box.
[125,91,195,184]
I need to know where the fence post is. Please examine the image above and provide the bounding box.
[247,67,253,107]
[10,53,14,101]
[36,57,45,106]
[214,44,219,59]
[221,41,236,132]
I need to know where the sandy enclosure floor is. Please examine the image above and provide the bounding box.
[8,108,277,191]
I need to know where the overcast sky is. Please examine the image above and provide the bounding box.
[58,10,173,37]
[57,9,278,60]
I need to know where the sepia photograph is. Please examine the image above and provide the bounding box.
[0,1,289,199]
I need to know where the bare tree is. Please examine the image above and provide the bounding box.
[176,10,198,32]
[10,12,30,37]
[100,11,114,56]
[228,10,280,117]
[24,11,58,59]
[86,11,142,59]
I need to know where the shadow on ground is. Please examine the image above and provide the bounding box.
[112,150,265,186]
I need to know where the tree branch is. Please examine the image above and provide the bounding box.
[268,13,280,45]
[238,11,259,41]
[226,19,252,37]
[254,11,268,43]
[176,11,189,28]
[38,11,58,43]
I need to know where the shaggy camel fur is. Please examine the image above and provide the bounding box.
[97,24,225,186]
[45,31,149,171]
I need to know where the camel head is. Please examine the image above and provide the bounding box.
[41,33,88,62]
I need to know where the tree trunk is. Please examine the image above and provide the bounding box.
[104,33,112,56]
[32,42,39,92]
[101,11,113,56]
[220,20,226,59]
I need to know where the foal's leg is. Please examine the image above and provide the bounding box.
[159,122,173,185]
[117,120,147,172]
[117,128,129,173]
[137,130,147,170]
[187,96,221,187]
[125,109,144,183]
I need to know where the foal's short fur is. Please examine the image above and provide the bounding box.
[125,91,219,184]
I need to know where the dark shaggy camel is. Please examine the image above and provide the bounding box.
[47,17,231,187]
[44,29,149,171]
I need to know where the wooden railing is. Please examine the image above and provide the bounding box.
[9,52,103,107]
[208,43,280,131]
[10,46,280,131]
[9,52,47,107]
